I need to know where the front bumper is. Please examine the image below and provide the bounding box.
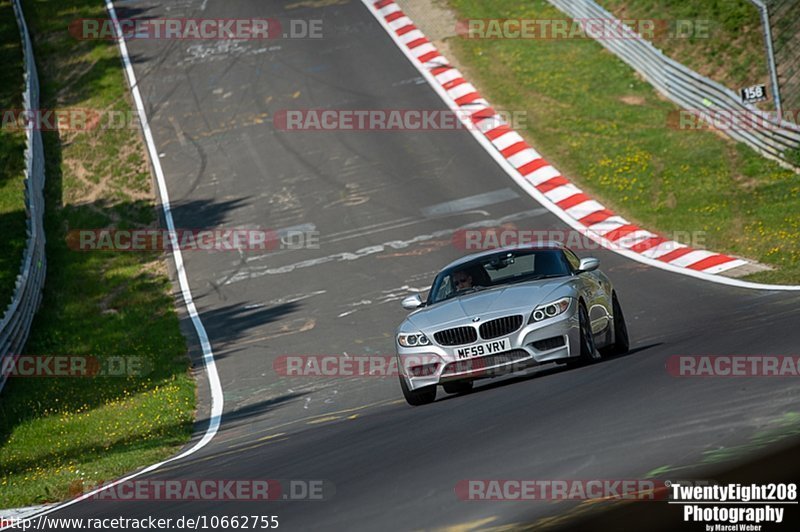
[397,301,581,391]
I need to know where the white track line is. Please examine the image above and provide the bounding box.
[105,0,224,458]
[361,0,800,291]
[1,2,225,526]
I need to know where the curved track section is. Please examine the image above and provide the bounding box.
[29,0,800,530]
[365,0,765,284]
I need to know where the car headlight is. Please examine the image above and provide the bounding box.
[529,297,572,323]
[397,332,431,347]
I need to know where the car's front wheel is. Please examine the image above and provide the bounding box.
[568,301,601,367]
[399,376,437,405]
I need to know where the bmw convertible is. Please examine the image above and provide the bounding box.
[396,243,629,405]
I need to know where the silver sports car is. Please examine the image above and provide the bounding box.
[396,242,629,405]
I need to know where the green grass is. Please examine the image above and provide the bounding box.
[447,0,800,283]
[0,0,27,313]
[0,0,195,507]
[599,0,768,96]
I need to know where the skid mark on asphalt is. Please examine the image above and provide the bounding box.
[217,208,547,285]
[337,300,373,318]
[377,239,450,258]
[323,187,371,208]
[238,199,541,269]
[157,112,271,150]
[181,42,280,66]
[337,282,431,317]
[168,116,187,146]
[262,317,316,339]
[217,318,316,350]
[243,290,328,309]
[242,133,273,178]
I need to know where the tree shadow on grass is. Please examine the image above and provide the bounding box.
[0,100,262,449]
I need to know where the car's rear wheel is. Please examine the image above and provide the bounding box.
[399,376,437,405]
[568,302,600,367]
[442,380,473,395]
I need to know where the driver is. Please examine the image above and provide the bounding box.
[453,270,474,290]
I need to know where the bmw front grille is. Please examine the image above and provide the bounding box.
[433,326,478,346]
[479,315,523,340]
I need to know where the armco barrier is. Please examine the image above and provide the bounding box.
[0,0,47,394]
[547,0,800,171]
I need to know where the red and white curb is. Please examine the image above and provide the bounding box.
[363,0,799,290]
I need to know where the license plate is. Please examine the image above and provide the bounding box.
[455,338,511,360]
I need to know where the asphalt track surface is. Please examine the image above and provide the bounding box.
[42,0,800,530]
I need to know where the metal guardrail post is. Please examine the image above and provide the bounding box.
[750,0,783,119]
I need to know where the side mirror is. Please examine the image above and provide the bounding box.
[401,294,424,310]
[578,257,600,272]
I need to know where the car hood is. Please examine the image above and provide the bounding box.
[404,277,574,331]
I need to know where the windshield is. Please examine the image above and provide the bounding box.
[427,249,571,304]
